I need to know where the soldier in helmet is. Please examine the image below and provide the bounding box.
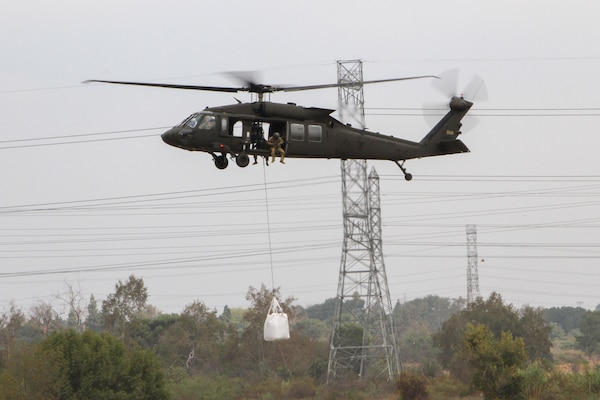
[267,132,285,164]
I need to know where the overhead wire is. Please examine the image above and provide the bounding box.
[366,107,600,118]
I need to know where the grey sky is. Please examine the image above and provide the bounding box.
[1,0,600,315]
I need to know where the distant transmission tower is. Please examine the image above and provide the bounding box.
[328,60,400,381]
[466,224,481,303]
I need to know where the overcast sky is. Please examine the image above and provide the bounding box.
[1,0,600,315]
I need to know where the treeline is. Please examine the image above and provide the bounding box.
[1,275,600,399]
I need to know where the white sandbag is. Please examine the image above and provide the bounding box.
[263,296,290,341]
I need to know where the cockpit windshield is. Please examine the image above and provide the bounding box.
[180,113,216,130]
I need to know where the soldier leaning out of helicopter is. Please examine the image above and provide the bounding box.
[267,132,285,164]
[251,123,269,165]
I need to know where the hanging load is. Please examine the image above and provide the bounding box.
[263,296,290,341]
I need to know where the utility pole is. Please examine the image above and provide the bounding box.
[328,60,400,381]
[466,224,481,303]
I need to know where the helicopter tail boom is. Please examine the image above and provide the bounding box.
[417,96,473,158]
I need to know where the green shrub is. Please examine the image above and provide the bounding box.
[396,372,429,400]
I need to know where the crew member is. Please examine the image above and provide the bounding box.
[267,132,285,164]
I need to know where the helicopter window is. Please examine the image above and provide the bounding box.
[221,116,228,135]
[232,121,243,137]
[290,123,304,141]
[308,124,322,142]
[179,114,196,127]
[198,114,216,130]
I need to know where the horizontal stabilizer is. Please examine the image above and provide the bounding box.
[438,139,470,155]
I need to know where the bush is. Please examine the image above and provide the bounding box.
[396,372,429,400]
[286,376,317,398]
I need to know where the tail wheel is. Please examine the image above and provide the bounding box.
[215,155,228,169]
[236,153,250,168]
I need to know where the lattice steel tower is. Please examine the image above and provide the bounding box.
[466,224,481,303]
[328,60,400,381]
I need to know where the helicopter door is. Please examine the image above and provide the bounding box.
[268,121,288,151]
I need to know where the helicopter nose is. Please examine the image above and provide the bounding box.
[161,128,179,147]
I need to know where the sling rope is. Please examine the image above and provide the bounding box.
[261,159,276,292]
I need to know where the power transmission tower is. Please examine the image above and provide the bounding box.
[466,224,481,303]
[328,60,400,381]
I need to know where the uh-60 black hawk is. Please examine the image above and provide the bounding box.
[85,73,480,180]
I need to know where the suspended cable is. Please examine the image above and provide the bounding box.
[261,161,276,291]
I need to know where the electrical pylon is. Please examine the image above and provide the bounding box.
[327,60,400,381]
[466,224,481,303]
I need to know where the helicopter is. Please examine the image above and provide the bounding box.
[84,74,477,180]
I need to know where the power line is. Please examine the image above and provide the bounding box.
[366,107,600,118]
[0,127,169,144]
[0,130,165,149]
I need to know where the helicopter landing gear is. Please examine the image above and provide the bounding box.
[214,154,228,169]
[235,153,250,168]
[394,160,413,181]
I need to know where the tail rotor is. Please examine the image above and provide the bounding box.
[425,69,487,130]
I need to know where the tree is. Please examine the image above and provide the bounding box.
[306,297,338,321]
[0,340,67,400]
[28,301,61,339]
[219,305,232,323]
[39,329,168,399]
[519,306,552,361]
[576,310,600,360]
[393,295,463,365]
[394,295,464,336]
[128,313,178,351]
[0,302,25,361]
[462,323,527,400]
[102,275,148,340]
[434,292,552,381]
[543,306,587,333]
[157,300,229,374]
[58,282,87,332]
[294,317,329,341]
[85,295,103,332]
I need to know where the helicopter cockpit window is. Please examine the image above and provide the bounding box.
[183,114,201,128]
[183,113,216,130]
[179,114,196,127]
[198,114,216,130]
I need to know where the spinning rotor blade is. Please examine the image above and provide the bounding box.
[431,69,459,99]
[84,75,438,96]
[431,69,487,102]
[83,79,241,93]
[463,74,488,102]
[279,75,439,92]
[425,69,487,131]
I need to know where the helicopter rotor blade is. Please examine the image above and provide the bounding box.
[431,69,488,102]
[431,69,459,98]
[278,75,439,92]
[425,69,487,131]
[84,74,439,96]
[463,74,488,102]
[83,79,241,93]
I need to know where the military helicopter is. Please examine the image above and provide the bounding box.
[85,73,477,180]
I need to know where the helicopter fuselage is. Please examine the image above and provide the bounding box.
[161,99,472,172]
